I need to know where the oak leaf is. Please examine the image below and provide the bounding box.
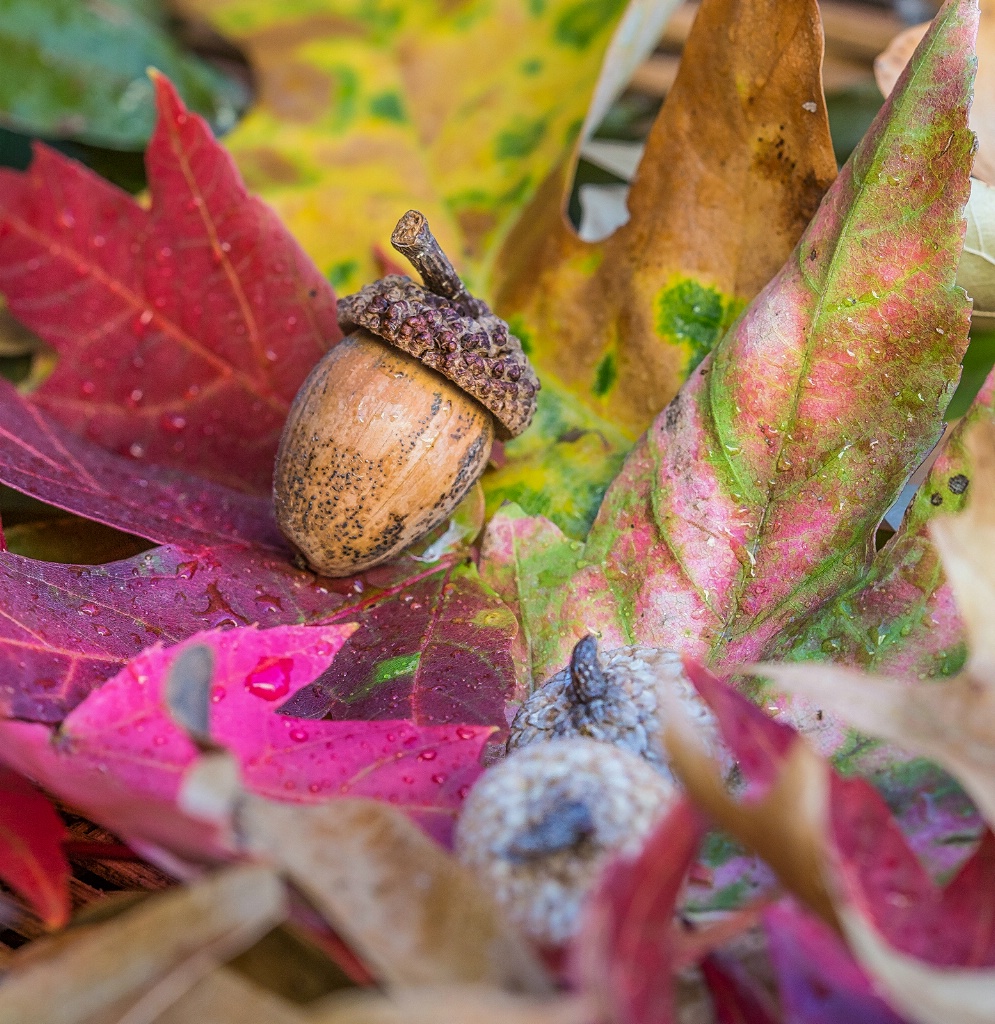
[483,0,977,690]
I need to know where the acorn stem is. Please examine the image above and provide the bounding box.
[390,210,484,315]
[568,635,609,702]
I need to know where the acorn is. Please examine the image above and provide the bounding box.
[273,211,539,576]
[455,738,677,946]
[507,635,719,782]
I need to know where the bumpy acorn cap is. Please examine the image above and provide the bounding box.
[337,210,539,439]
[507,635,719,781]
[455,737,676,946]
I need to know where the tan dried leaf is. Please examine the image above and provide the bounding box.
[960,178,995,318]
[834,908,995,1024]
[150,968,309,1024]
[308,986,593,1024]
[0,865,286,1024]
[662,704,837,928]
[239,797,552,994]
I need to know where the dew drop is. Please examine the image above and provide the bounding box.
[129,442,146,459]
[161,412,187,433]
[210,684,226,703]
[455,726,476,740]
[417,749,437,761]
[79,602,98,616]
[289,727,309,742]
[245,656,294,700]
[430,773,447,785]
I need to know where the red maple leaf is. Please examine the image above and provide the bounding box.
[0,73,340,495]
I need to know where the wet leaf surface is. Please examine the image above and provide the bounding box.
[0,75,339,494]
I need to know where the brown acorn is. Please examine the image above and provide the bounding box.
[273,211,539,576]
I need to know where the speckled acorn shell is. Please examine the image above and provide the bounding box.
[273,328,494,576]
[455,738,677,946]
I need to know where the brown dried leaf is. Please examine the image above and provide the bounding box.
[239,798,552,994]
[494,0,836,435]
[0,865,286,1024]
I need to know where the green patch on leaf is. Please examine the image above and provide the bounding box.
[699,830,747,868]
[554,0,626,49]
[563,117,584,145]
[495,117,547,160]
[0,0,248,149]
[327,259,359,291]
[520,57,543,76]
[592,353,617,397]
[328,66,360,134]
[369,91,406,123]
[483,381,631,538]
[373,652,421,683]
[655,279,738,371]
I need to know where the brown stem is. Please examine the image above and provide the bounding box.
[568,635,609,702]
[390,210,484,314]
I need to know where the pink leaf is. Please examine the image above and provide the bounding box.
[572,798,708,1024]
[829,773,995,968]
[0,543,338,722]
[700,951,780,1024]
[0,624,495,859]
[0,74,339,494]
[0,766,69,928]
[683,658,796,796]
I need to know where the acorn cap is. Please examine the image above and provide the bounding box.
[455,737,676,946]
[337,211,539,439]
[507,635,720,781]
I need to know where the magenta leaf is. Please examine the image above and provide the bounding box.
[829,773,995,968]
[483,0,977,686]
[700,952,780,1024]
[0,541,518,730]
[0,74,339,494]
[0,543,335,722]
[764,901,909,1024]
[0,766,69,928]
[572,798,708,1024]
[0,376,284,550]
[283,560,521,728]
[0,624,495,861]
